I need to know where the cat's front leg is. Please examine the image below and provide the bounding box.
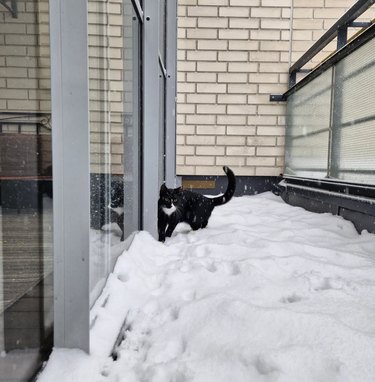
[165,221,178,239]
[158,213,167,242]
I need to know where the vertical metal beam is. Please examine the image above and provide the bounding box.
[165,0,179,187]
[49,0,90,351]
[142,0,160,238]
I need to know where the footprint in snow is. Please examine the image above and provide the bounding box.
[281,293,304,304]
[181,289,196,302]
[222,262,240,276]
[117,273,129,283]
[203,261,217,273]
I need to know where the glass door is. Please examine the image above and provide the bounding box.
[0,1,53,380]
[88,0,142,306]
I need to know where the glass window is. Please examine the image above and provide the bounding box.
[88,0,141,306]
[0,1,53,380]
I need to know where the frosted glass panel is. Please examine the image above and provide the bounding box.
[285,36,375,186]
[332,37,375,185]
[285,68,332,178]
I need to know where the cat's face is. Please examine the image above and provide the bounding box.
[159,184,181,209]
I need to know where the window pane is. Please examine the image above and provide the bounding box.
[0,1,53,380]
[88,0,141,306]
[285,68,332,179]
[331,37,375,185]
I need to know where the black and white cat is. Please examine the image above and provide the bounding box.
[158,166,236,242]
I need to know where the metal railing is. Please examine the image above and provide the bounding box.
[271,0,375,102]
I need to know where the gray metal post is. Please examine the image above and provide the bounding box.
[142,0,160,238]
[49,0,90,351]
[165,0,179,188]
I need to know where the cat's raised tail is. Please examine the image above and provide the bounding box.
[212,166,236,206]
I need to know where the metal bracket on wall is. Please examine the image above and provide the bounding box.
[0,0,17,18]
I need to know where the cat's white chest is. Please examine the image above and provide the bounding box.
[163,205,176,216]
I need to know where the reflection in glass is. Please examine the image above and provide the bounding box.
[0,2,53,380]
[89,0,141,306]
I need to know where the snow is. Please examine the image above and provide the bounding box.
[37,192,375,382]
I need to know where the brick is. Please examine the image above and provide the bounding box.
[177,124,196,135]
[197,125,226,135]
[219,7,250,17]
[294,0,323,6]
[260,19,290,30]
[196,104,226,114]
[178,104,196,114]
[247,115,277,125]
[250,29,281,40]
[227,104,257,115]
[256,126,285,136]
[228,62,258,72]
[293,19,323,30]
[218,73,247,83]
[219,29,249,40]
[176,156,185,165]
[197,62,227,72]
[249,73,278,83]
[198,40,228,50]
[188,6,218,16]
[260,40,289,51]
[196,146,225,155]
[198,17,229,28]
[197,83,227,93]
[226,146,255,156]
[228,40,259,50]
[216,156,245,166]
[217,136,245,145]
[178,17,197,28]
[249,51,280,62]
[230,0,260,5]
[229,18,260,29]
[178,61,197,72]
[187,94,217,103]
[187,50,217,61]
[186,155,215,165]
[217,94,247,104]
[176,165,196,175]
[187,72,217,82]
[226,126,256,135]
[247,94,270,104]
[217,115,246,125]
[247,136,276,146]
[251,7,281,18]
[199,0,228,5]
[218,51,248,61]
[261,0,291,5]
[227,84,258,94]
[187,28,218,39]
[186,114,216,124]
[246,157,275,166]
[177,146,195,155]
[258,104,286,115]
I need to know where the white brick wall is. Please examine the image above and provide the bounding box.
[176,0,375,176]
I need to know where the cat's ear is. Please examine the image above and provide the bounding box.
[160,183,168,195]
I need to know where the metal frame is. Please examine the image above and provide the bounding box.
[0,0,17,18]
[270,0,375,101]
[165,0,179,188]
[49,0,90,351]
[142,0,160,238]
